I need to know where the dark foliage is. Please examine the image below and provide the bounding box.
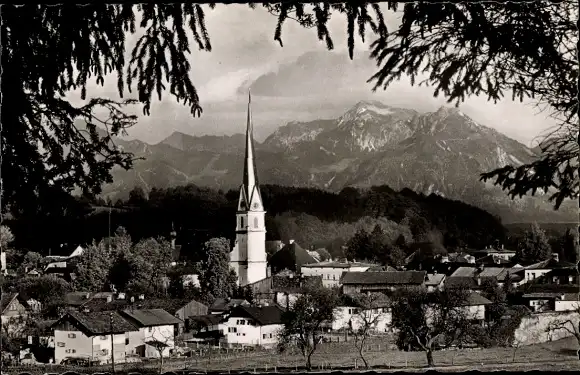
[6,184,506,262]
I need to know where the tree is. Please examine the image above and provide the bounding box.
[16,251,43,274]
[347,292,389,369]
[144,326,176,373]
[545,303,580,360]
[15,275,71,304]
[516,222,552,264]
[389,287,474,367]
[128,186,148,207]
[2,3,390,216]
[0,225,14,250]
[278,285,340,370]
[198,237,238,303]
[74,239,116,291]
[559,228,579,264]
[345,228,371,261]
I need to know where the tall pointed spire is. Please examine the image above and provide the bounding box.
[238,90,263,212]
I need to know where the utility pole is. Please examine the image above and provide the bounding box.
[108,202,112,251]
[109,312,116,374]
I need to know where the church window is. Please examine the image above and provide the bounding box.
[254,217,259,228]
[240,217,244,228]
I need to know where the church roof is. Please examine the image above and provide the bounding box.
[238,91,263,212]
[268,242,318,274]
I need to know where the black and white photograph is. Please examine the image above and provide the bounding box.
[0,2,578,374]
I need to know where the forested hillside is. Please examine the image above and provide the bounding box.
[6,184,506,262]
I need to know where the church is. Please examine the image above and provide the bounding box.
[229,92,269,286]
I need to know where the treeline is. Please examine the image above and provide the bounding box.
[6,184,507,261]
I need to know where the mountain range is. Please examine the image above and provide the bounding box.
[100,100,576,223]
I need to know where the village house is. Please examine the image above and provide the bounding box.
[301,261,376,288]
[445,265,517,290]
[471,245,516,262]
[462,292,492,322]
[187,314,227,344]
[341,271,428,295]
[333,294,392,333]
[220,305,284,348]
[119,309,182,358]
[424,273,446,292]
[268,240,318,275]
[522,255,577,284]
[1,293,40,335]
[521,292,579,312]
[174,298,208,333]
[52,310,138,365]
[272,274,323,309]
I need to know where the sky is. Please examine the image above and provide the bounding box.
[66,4,557,147]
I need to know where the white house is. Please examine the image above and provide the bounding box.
[221,305,284,348]
[462,292,492,321]
[120,309,182,358]
[52,311,138,365]
[555,294,580,312]
[523,256,576,284]
[332,304,392,333]
[301,261,375,288]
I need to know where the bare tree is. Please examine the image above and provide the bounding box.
[277,285,340,370]
[389,287,476,367]
[347,292,389,369]
[545,303,580,360]
[144,325,177,374]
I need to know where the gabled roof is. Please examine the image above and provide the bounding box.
[522,292,565,299]
[189,314,223,326]
[341,271,427,285]
[56,311,138,335]
[272,275,323,293]
[425,273,445,286]
[464,292,492,306]
[268,242,318,273]
[302,261,376,269]
[228,305,284,326]
[64,292,92,306]
[120,309,182,327]
[1,292,19,314]
[450,267,477,277]
[526,258,576,270]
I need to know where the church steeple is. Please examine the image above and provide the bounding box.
[238,90,263,212]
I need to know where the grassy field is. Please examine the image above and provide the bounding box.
[6,336,579,374]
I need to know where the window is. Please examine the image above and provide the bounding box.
[102,349,109,355]
[72,349,76,354]
[228,327,237,333]
[148,327,153,332]
[68,333,76,339]
[254,217,259,228]
[333,274,336,280]
[269,333,272,338]
[57,342,65,347]
[240,217,244,228]
[125,338,129,345]
[65,349,71,354]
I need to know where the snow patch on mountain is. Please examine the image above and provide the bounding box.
[496,146,509,166]
[508,154,524,166]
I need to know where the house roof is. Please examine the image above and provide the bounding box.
[189,314,223,326]
[479,268,510,280]
[58,310,138,335]
[341,271,427,285]
[526,258,576,270]
[475,255,512,265]
[268,242,318,273]
[229,305,284,326]
[445,276,478,289]
[272,275,323,293]
[210,298,249,312]
[522,293,565,299]
[120,309,182,327]
[450,267,477,277]
[464,292,492,306]
[562,293,579,301]
[425,273,445,286]
[64,292,92,306]
[367,265,398,272]
[302,261,375,269]
[1,292,19,314]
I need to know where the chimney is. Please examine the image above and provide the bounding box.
[552,253,559,262]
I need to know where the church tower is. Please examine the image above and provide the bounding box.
[229,92,268,286]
